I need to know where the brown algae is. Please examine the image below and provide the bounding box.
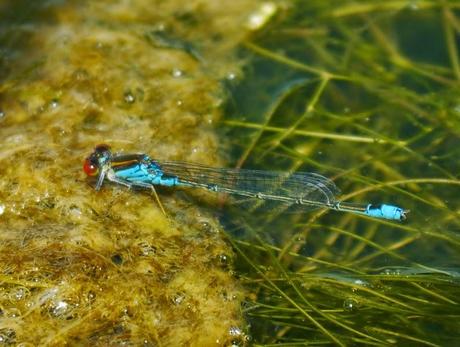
[0,0,269,345]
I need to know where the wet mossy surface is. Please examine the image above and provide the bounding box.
[0,0,265,345]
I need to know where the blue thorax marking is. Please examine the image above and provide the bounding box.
[113,155,179,187]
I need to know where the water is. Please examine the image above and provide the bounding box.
[222,1,460,345]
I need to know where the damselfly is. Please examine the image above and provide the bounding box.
[83,144,407,221]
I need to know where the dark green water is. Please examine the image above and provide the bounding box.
[223,1,460,345]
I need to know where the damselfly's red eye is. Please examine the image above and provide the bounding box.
[83,158,99,176]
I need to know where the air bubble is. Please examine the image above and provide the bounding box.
[172,292,185,305]
[124,91,135,104]
[172,68,184,78]
[87,291,96,302]
[227,72,237,80]
[51,300,69,317]
[218,254,229,266]
[353,279,367,287]
[228,326,243,337]
[50,99,59,108]
[343,297,359,312]
[10,287,28,301]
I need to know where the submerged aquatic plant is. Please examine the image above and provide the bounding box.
[222,0,460,345]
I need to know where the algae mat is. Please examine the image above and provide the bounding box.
[0,0,264,345]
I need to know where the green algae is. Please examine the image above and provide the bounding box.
[221,1,460,345]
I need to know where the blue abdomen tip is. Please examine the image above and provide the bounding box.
[367,204,407,221]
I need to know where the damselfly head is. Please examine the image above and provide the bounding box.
[94,143,111,155]
[83,144,112,176]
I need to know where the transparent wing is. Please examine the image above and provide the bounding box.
[156,161,339,211]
